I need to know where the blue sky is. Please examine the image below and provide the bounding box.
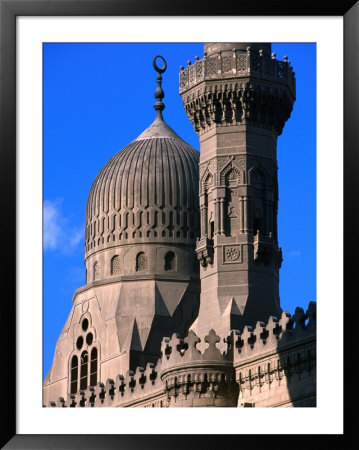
[43,43,316,379]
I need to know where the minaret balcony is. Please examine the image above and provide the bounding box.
[179,48,295,98]
[253,232,282,267]
[195,236,214,267]
[179,48,295,136]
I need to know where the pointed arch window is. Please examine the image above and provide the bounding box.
[70,355,78,394]
[80,350,88,390]
[111,255,120,275]
[93,261,100,281]
[164,251,176,271]
[90,347,98,386]
[136,252,148,271]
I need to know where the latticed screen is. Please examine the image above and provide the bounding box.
[136,252,148,271]
[164,252,176,271]
[111,255,120,275]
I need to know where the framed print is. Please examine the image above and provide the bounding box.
[1,1,357,448]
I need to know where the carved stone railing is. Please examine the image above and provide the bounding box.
[179,48,296,98]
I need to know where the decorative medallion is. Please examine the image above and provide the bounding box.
[226,247,240,261]
[223,245,242,264]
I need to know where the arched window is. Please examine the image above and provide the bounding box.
[70,355,78,394]
[111,255,120,275]
[93,261,100,281]
[209,221,215,239]
[136,252,148,271]
[90,347,98,386]
[80,351,88,390]
[164,251,176,271]
[69,317,99,394]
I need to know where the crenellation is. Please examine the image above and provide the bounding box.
[56,397,66,408]
[94,382,106,406]
[46,301,315,408]
[67,393,76,408]
[233,302,316,407]
[74,390,86,407]
[231,302,316,361]
[85,386,96,407]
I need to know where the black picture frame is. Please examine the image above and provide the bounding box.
[1,1,356,448]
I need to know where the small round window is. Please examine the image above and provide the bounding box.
[82,318,89,332]
[76,336,84,350]
[86,333,93,346]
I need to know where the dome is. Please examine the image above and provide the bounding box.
[85,114,199,260]
[85,58,200,270]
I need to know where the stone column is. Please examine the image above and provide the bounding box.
[243,197,249,233]
[215,198,220,235]
[239,196,244,233]
[219,197,225,235]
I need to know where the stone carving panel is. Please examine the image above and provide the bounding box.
[206,57,217,76]
[216,156,232,172]
[222,166,242,186]
[223,245,242,264]
[196,60,204,79]
[236,54,247,71]
[199,162,209,180]
[222,56,232,73]
[233,155,246,171]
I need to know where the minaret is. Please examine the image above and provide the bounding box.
[179,43,296,339]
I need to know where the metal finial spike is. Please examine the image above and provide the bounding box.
[152,55,167,115]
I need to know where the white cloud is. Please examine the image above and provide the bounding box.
[69,229,83,248]
[43,199,83,253]
[43,199,62,250]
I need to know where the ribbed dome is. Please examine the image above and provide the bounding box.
[85,112,200,260]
